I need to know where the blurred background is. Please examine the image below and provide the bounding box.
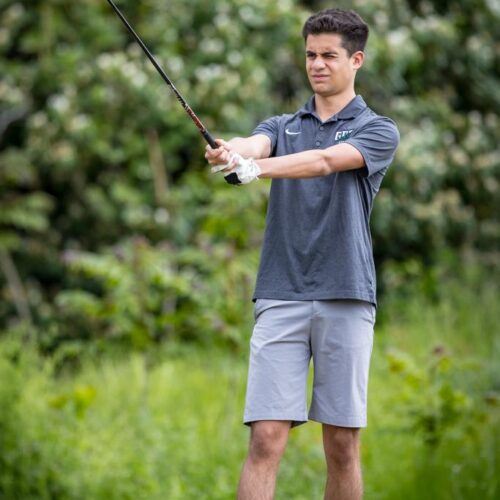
[0,0,498,498]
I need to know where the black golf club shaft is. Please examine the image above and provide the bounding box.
[106,0,218,149]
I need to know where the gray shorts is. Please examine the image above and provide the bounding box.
[244,299,376,428]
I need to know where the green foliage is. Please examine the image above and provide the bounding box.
[0,0,304,345]
[55,230,259,350]
[0,285,498,499]
[1,5,498,496]
[0,0,499,349]
[386,347,484,446]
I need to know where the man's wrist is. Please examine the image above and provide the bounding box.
[223,155,261,185]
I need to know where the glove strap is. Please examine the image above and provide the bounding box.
[225,172,242,185]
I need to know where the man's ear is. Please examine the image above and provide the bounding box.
[351,51,365,70]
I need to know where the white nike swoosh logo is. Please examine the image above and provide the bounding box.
[285,128,301,135]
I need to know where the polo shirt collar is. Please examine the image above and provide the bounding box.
[298,95,367,122]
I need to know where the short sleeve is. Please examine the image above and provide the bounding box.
[345,117,400,177]
[252,115,281,156]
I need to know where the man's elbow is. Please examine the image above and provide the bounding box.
[318,157,334,176]
[320,151,343,175]
[321,147,365,175]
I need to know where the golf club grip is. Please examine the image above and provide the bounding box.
[202,130,219,149]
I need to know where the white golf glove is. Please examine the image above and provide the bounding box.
[211,152,261,185]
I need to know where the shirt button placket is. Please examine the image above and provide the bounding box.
[316,123,325,147]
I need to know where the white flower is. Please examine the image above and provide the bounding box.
[202,39,225,55]
[69,114,90,132]
[31,112,48,129]
[228,51,242,67]
[154,208,170,225]
[4,4,25,23]
[195,64,224,82]
[49,95,70,114]
[167,57,184,75]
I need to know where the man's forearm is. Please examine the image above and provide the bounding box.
[227,136,271,160]
[256,143,365,179]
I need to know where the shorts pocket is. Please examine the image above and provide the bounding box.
[254,299,264,321]
[253,299,275,321]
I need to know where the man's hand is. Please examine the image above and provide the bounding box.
[205,139,232,167]
[205,139,261,184]
[213,152,262,185]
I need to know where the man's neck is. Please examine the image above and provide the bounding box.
[314,89,356,122]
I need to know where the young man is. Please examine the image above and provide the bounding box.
[205,8,399,500]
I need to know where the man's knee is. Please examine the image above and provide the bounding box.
[323,425,360,470]
[248,421,291,463]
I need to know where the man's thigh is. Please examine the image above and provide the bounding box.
[244,299,312,427]
[309,300,375,428]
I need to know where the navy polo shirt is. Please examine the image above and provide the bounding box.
[251,95,399,306]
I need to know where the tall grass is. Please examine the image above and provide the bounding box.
[0,271,498,499]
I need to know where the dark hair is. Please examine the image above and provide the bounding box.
[302,9,369,55]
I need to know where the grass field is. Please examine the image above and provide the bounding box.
[0,272,498,499]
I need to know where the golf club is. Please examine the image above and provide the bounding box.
[106,0,218,149]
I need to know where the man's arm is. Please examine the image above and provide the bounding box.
[227,135,272,159]
[215,117,399,184]
[256,143,364,179]
[211,142,365,185]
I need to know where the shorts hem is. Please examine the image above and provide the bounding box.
[244,414,308,428]
[308,411,367,428]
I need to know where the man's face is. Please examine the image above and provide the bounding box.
[305,33,363,97]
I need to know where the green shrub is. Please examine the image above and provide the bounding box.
[0,282,499,499]
[1,0,498,351]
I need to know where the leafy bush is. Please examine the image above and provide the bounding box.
[386,346,488,446]
[0,0,498,348]
[0,280,498,499]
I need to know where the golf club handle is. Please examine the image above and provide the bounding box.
[201,129,219,149]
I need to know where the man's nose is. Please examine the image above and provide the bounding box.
[312,57,326,69]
